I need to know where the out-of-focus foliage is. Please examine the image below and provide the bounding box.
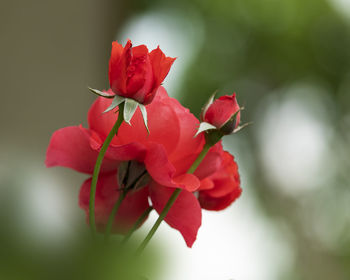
[119,0,350,279]
[1,0,350,279]
[0,177,161,280]
[171,0,350,114]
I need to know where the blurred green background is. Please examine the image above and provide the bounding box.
[1,0,350,279]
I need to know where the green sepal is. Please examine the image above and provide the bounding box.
[220,109,241,135]
[126,161,147,189]
[233,122,253,133]
[89,88,150,132]
[88,87,115,98]
[117,161,130,188]
[103,95,125,113]
[194,122,217,137]
[132,173,151,192]
[123,98,139,125]
[204,130,224,146]
[138,104,149,134]
[200,91,217,120]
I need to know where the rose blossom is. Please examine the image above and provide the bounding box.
[197,146,241,211]
[108,40,176,105]
[202,93,240,134]
[46,87,241,247]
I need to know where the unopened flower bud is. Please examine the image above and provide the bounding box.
[201,93,240,134]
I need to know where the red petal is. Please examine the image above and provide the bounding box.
[109,41,124,61]
[204,151,240,197]
[144,143,200,191]
[198,187,242,211]
[115,106,177,153]
[132,45,149,56]
[194,143,223,180]
[155,87,204,167]
[88,96,119,142]
[88,92,181,156]
[105,142,147,163]
[45,126,117,174]
[87,125,147,163]
[198,178,214,190]
[204,177,240,197]
[144,90,181,155]
[204,94,240,128]
[173,174,200,192]
[149,47,176,90]
[79,173,150,233]
[149,182,202,247]
[125,45,154,103]
[198,151,242,210]
[109,40,132,94]
[144,143,175,186]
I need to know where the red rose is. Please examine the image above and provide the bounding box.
[108,40,176,105]
[197,145,242,211]
[202,94,240,133]
[46,87,241,247]
[47,87,204,246]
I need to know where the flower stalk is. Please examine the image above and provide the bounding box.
[89,103,125,237]
[104,190,128,241]
[121,206,153,245]
[136,142,212,254]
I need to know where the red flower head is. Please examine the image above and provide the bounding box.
[46,87,241,247]
[108,40,176,105]
[197,147,241,211]
[202,94,240,134]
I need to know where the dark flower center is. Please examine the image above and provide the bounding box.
[117,160,150,192]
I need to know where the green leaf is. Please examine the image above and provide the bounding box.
[194,122,217,137]
[138,104,149,134]
[123,98,138,125]
[103,95,125,113]
[88,87,115,98]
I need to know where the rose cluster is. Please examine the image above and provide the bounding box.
[46,40,242,247]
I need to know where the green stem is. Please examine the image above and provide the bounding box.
[89,103,124,237]
[121,206,153,245]
[136,142,212,254]
[187,143,211,174]
[104,190,127,241]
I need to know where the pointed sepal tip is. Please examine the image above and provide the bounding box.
[194,122,217,137]
[88,87,115,98]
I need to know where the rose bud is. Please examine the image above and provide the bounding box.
[195,93,241,144]
[201,93,240,132]
[108,40,176,105]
